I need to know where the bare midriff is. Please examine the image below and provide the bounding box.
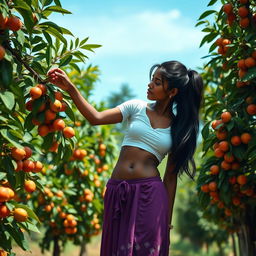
[110,145,161,180]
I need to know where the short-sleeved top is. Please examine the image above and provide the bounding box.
[116,99,172,163]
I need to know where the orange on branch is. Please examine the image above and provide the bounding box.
[241,133,252,144]
[23,159,35,172]
[24,180,36,193]
[13,208,28,222]
[0,204,10,218]
[11,147,26,161]
[53,118,65,131]
[24,146,32,159]
[50,99,62,112]
[246,104,256,115]
[63,127,75,138]
[224,153,235,163]
[0,45,5,60]
[245,57,256,68]
[221,112,232,123]
[36,83,47,95]
[38,124,50,137]
[239,17,250,28]
[30,86,42,100]
[223,3,233,14]
[218,141,229,152]
[221,160,231,170]
[238,6,249,18]
[209,181,217,191]
[231,136,242,146]
[33,161,43,173]
[0,187,9,202]
[6,16,23,31]
[237,175,247,185]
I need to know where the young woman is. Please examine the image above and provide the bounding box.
[47,60,204,256]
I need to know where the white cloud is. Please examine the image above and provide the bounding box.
[53,9,204,56]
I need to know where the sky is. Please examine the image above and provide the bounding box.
[50,0,220,104]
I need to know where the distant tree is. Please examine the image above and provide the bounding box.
[106,83,136,108]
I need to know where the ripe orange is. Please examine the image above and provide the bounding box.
[38,124,49,137]
[24,146,32,159]
[229,176,237,184]
[239,0,248,4]
[238,69,247,78]
[232,197,241,206]
[13,208,28,222]
[99,143,107,151]
[227,13,236,26]
[0,13,8,29]
[0,45,5,60]
[23,159,35,172]
[63,127,75,138]
[32,118,41,126]
[45,109,56,122]
[11,147,26,161]
[224,153,235,163]
[55,91,63,101]
[216,129,228,140]
[33,161,43,173]
[15,160,23,171]
[217,201,224,209]
[221,160,231,170]
[66,214,75,221]
[30,86,42,99]
[6,16,23,31]
[79,149,87,159]
[53,118,65,131]
[36,84,47,94]
[238,6,249,18]
[224,208,232,216]
[246,104,256,115]
[50,99,62,112]
[211,119,222,130]
[236,81,247,88]
[60,101,67,112]
[222,39,231,45]
[231,136,242,146]
[25,100,33,111]
[237,175,247,185]
[209,181,217,191]
[239,17,250,28]
[221,111,232,123]
[24,180,36,193]
[241,133,252,144]
[223,3,233,14]
[237,59,246,69]
[215,38,223,46]
[0,187,9,202]
[245,57,256,68]
[218,141,229,152]
[0,204,10,218]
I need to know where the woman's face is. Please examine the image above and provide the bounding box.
[147,68,171,101]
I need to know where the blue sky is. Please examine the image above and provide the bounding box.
[51,0,220,104]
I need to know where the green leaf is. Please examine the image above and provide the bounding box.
[0,91,15,110]
[44,5,72,14]
[0,60,13,88]
[12,0,31,10]
[198,10,217,20]
[59,55,72,67]
[60,27,73,36]
[201,121,210,140]
[46,45,52,66]
[65,104,75,122]
[0,172,7,180]
[81,44,102,52]
[32,43,47,52]
[43,31,53,45]
[80,37,89,46]
[45,27,67,45]
[0,129,23,148]
[19,221,41,233]
[24,113,35,132]
[207,0,218,6]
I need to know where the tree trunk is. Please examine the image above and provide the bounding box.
[237,204,256,256]
[53,236,61,256]
[79,241,87,256]
[231,233,237,256]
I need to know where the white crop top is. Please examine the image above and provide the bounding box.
[116,99,172,163]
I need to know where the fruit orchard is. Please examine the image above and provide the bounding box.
[197,0,256,255]
[0,0,119,255]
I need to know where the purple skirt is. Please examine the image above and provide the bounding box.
[100,175,170,256]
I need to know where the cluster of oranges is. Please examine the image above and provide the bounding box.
[79,188,94,203]
[11,146,43,173]
[63,214,78,235]
[215,37,232,56]
[26,84,75,139]
[245,96,256,115]
[0,13,23,61]
[223,1,251,28]
[237,51,256,79]
[70,148,88,161]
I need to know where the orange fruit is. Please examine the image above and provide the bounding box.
[236,81,247,88]
[222,39,231,45]
[53,118,65,131]
[24,146,32,159]
[245,96,253,104]
[55,91,63,101]
[30,86,42,99]
[221,160,231,170]
[211,119,222,130]
[68,219,77,227]
[237,175,247,185]
[241,133,252,144]
[60,101,67,112]
[32,118,41,126]
[231,136,242,146]
[213,142,219,150]
[237,59,246,69]
[99,143,106,150]
[73,149,81,159]
[0,13,8,29]
[229,176,236,184]
[23,159,35,172]
[36,84,47,94]
[221,112,232,123]
[239,17,250,28]
[78,149,87,159]
[33,161,43,173]
[13,208,28,222]
[218,46,225,55]
[245,57,256,68]
[224,153,235,163]
[11,147,26,161]
[215,38,223,46]
[227,13,236,26]
[217,201,224,209]
[246,104,256,115]
[218,141,229,152]
[15,160,23,171]
[44,205,52,212]
[216,129,228,140]
[0,187,9,202]
[238,6,249,18]
[45,109,56,122]
[0,45,5,60]
[50,99,62,112]
[63,127,75,138]
[239,0,248,4]
[0,204,10,218]
[24,180,36,193]
[25,100,33,111]
[223,3,233,14]
[238,69,247,78]
[6,16,23,31]
[66,214,75,221]
[225,208,232,216]
[209,181,217,191]
[38,124,49,137]
[232,197,241,206]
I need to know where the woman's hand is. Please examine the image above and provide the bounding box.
[47,68,74,92]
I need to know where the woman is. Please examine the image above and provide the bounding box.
[47,60,204,256]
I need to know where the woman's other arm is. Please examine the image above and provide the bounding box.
[163,154,178,228]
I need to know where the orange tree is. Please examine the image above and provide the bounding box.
[29,67,119,256]
[0,0,101,255]
[196,0,256,255]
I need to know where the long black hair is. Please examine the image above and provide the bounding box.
[149,61,204,180]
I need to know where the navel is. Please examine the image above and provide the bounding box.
[129,163,135,169]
